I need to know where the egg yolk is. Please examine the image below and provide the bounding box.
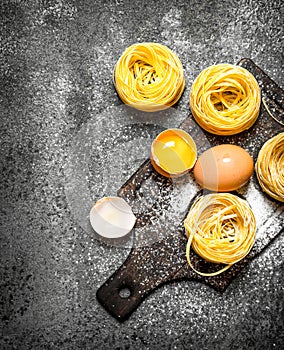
[151,129,197,176]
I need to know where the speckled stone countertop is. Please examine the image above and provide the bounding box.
[1,0,283,349]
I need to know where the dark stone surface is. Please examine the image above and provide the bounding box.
[0,0,283,349]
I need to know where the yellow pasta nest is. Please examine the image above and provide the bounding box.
[190,64,261,135]
[114,43,185,112]
[184,193,256,276]
[255,133,284,202]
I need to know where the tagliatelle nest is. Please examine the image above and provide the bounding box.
[114,42,185,112]
[184,193,257,276]
[255,133,284,202]
[190,64,261,135]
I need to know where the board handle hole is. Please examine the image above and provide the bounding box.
[119,286,131,299]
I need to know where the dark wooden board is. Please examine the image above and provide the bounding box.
[96,59,284,321]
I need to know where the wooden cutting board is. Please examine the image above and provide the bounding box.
[96,59,284,321]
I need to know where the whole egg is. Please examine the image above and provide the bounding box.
[193,144,254,192]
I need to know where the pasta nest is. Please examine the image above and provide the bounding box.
[255,132,284,202]
[184,193,256,276]
[114,43,185,112]
[190,64,261,135]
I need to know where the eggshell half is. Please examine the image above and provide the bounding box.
[193,144,254,192]
[90,197,136,238]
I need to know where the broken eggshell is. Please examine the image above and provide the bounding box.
[90,196,136,238]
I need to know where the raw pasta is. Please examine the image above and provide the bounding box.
[190,64,260,135]
[255,133,284,202]
[114,43,185,112]
[184,193,256,276]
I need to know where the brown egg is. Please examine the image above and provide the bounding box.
[193,144,254,192]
